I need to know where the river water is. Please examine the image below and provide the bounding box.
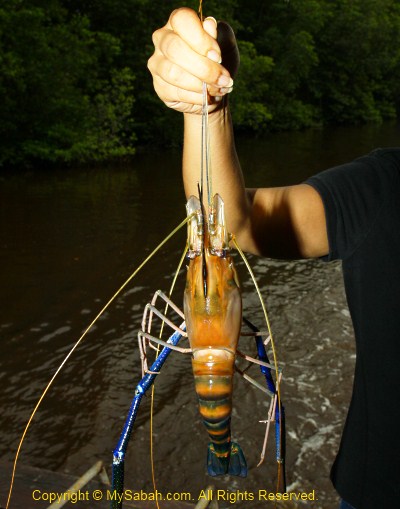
[1,122,399,509]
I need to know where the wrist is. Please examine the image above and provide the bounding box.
[184,102,231,129]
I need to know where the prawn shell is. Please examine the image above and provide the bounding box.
[184,248,242,459]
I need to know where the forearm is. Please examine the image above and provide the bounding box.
[183,107,328,259]
[183,106,254,249]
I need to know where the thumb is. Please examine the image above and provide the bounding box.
[203,16,218,40]
[203,17,221,65]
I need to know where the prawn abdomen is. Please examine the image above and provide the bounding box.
[192,349,247,477]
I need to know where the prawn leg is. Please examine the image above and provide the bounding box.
[111,327,184,509]
[243,317,286,492]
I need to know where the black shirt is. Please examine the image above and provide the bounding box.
[306,148,400,509]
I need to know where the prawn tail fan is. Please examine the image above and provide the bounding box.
[207,441,247,477]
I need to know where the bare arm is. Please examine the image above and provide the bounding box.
[183,106,328,258]
[148,8,329,259]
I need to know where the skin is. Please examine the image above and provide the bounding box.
[148,7,329,259]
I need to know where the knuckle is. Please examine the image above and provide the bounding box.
[147,52,162,77]
[163,34,180,59]
[152,79,163,98]
[169,8,182,29]
[170,7,194,26]
[169,65,183,85]
[152,28,163,47]
[153,76,169,103]
[147,55,155,73]
[169,8,180,23]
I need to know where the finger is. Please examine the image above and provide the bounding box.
[167,8,221,62]
[149,51,203,92]
[152,74,203,107]
[157,30,232,88]
[149,52,225,100]
[203,17,221,64]
[153,74,203,105]
[203,16,218,41]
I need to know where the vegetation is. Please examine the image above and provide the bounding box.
[1,0,400,167]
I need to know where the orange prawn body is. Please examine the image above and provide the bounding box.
[184,194,247,477]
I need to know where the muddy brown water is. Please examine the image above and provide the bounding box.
[1,122,399,509]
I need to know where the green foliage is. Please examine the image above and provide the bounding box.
[234,0,326,129]
[311,0,400,124]
[1,0,400,167]
[231,0,400,130]
[230,41,273,131]
[0,0,135,166]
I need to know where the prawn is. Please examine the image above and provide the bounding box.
[184,193,246,476]
[111,190,285,509]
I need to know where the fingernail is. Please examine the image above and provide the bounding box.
[217,75,233,88]
[207,50,222,63]
[219,86,233,94]
[204,16,217,27]
[214,96,223,102]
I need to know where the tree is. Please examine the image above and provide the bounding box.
[1,0,400,166]
[0,0,135,166]
[312,0,400,123]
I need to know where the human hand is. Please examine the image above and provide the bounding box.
[148,7,239,114]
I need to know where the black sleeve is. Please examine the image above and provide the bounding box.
[305,149,400,261]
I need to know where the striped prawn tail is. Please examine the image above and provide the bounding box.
[192,349,247,477]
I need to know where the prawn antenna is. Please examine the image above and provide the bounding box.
[5,214,193,509]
